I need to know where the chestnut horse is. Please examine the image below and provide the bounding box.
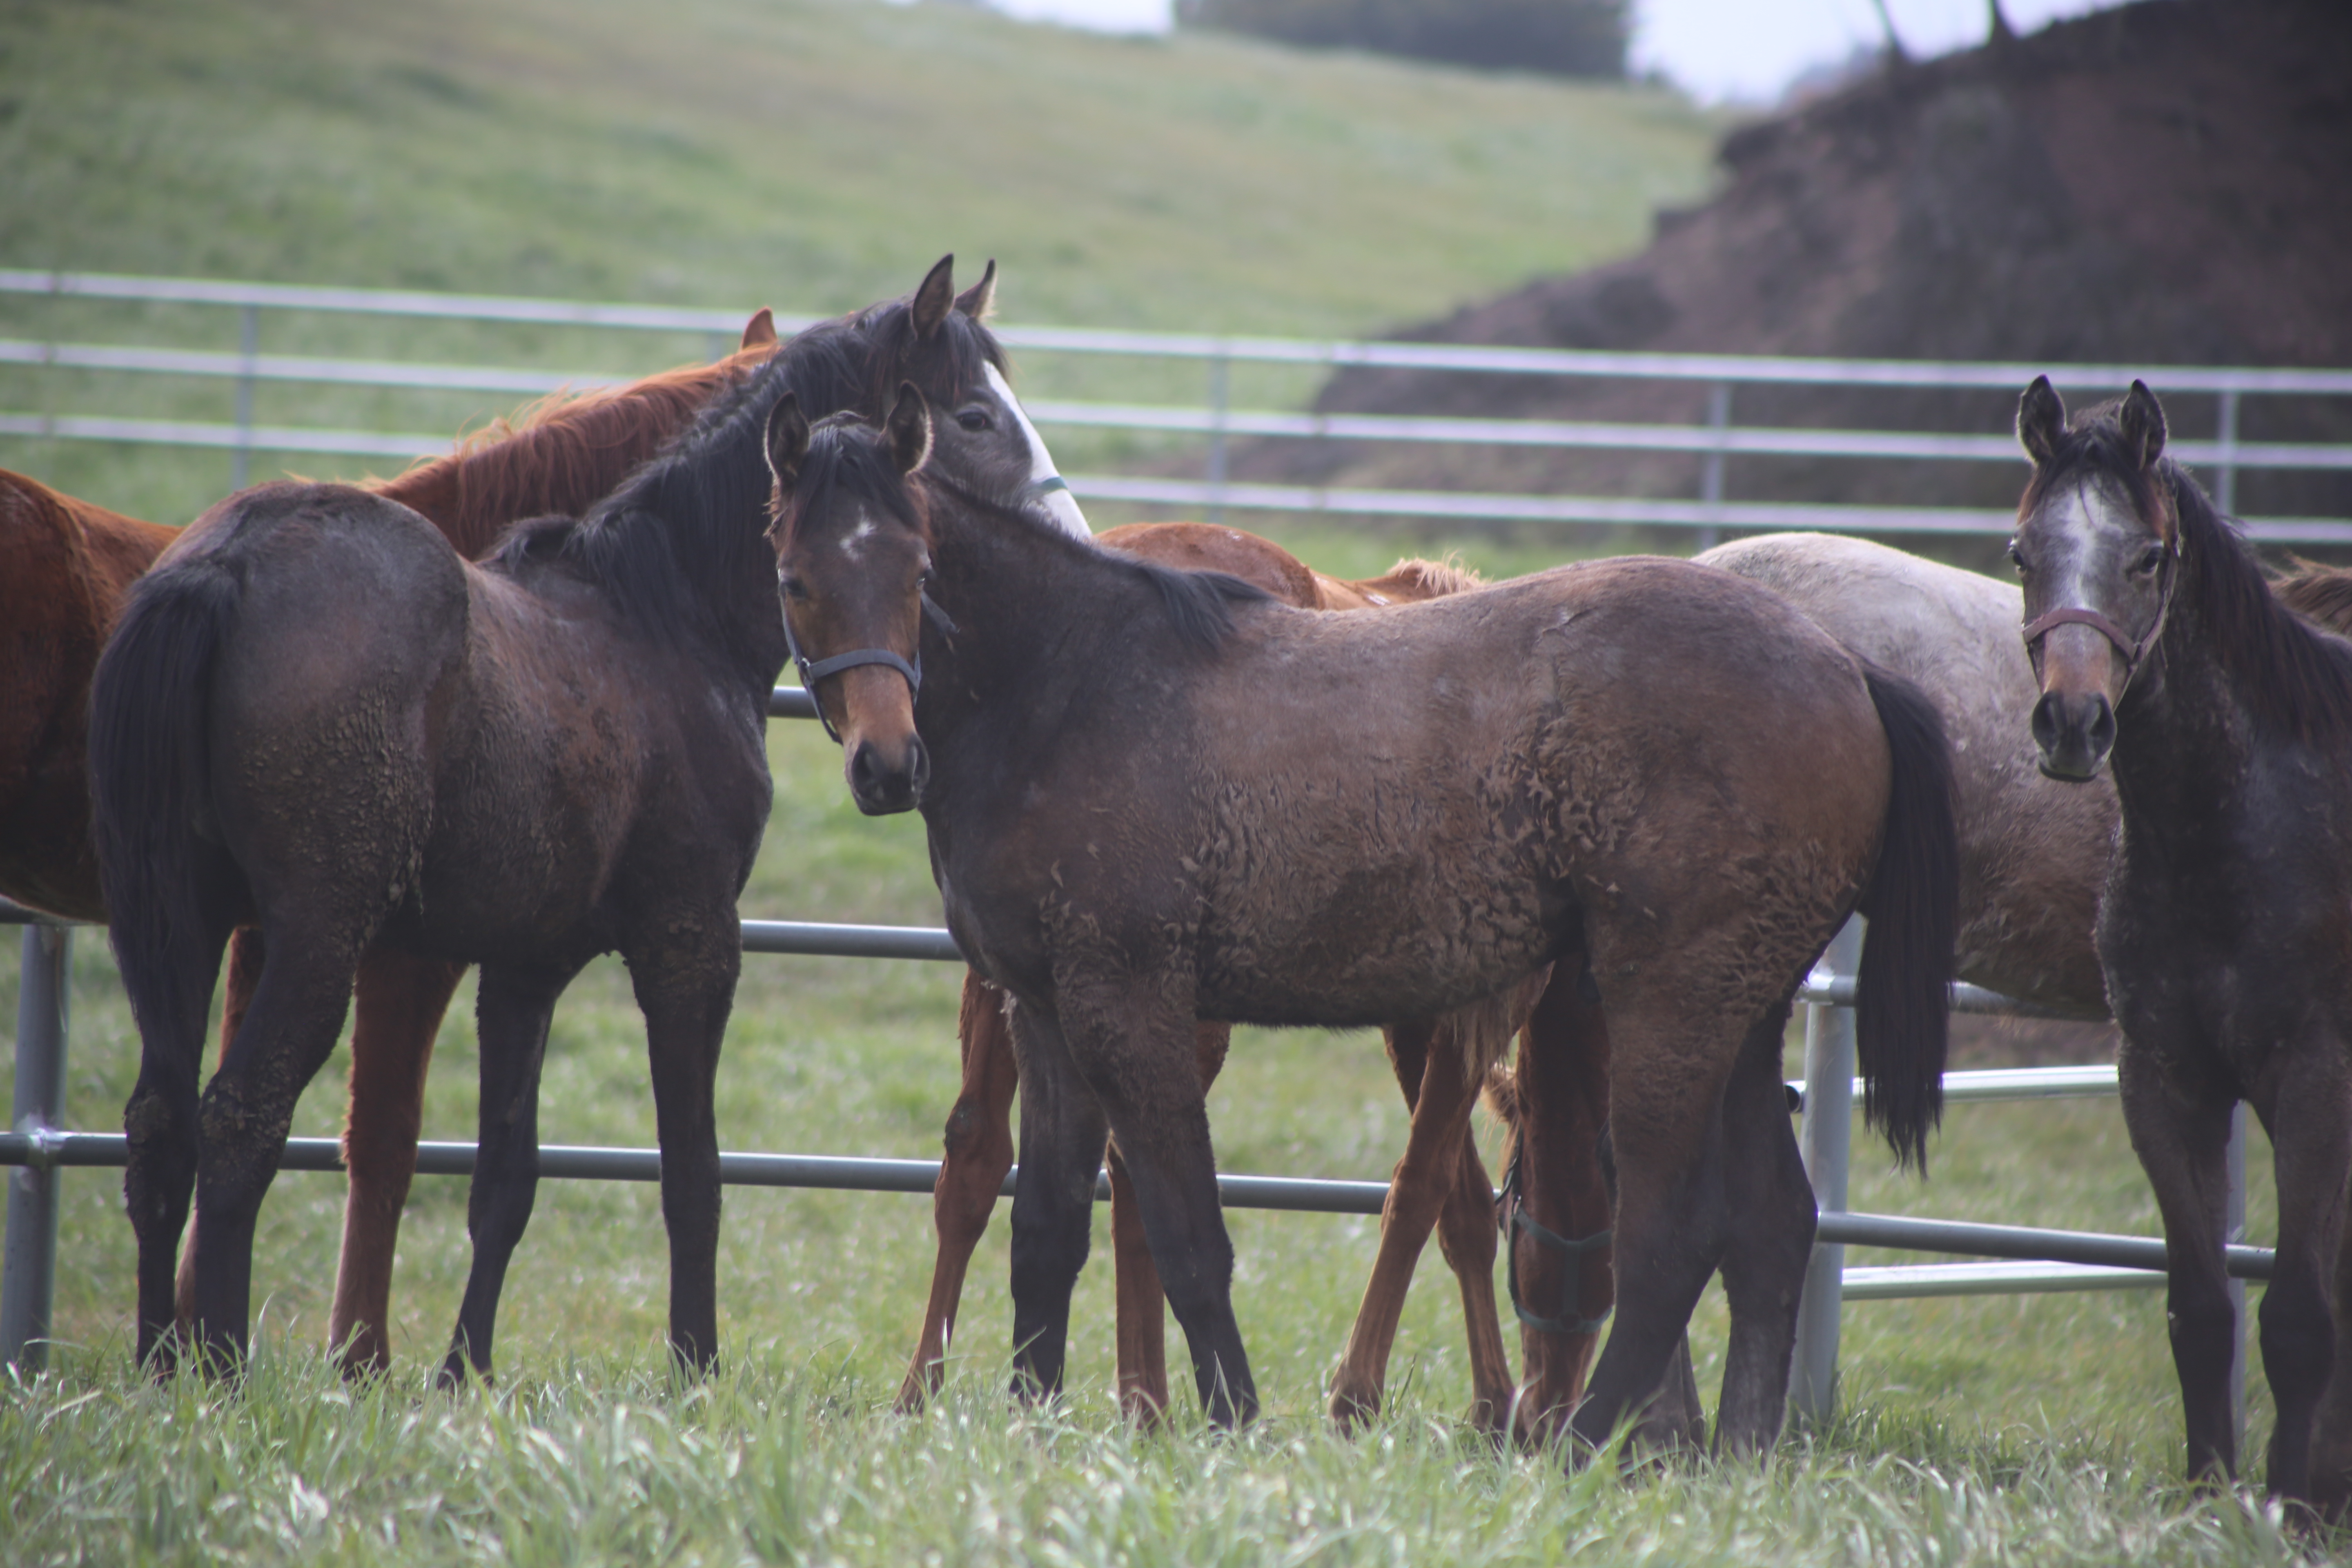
[767,394,1957,1449]
[0,308,782,1374]
[86,260,1067,1380]
[2013,377,2352,1513]
[901,530,1545,1431]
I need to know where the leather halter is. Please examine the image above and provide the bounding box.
[781,590,953,746]
[2019,542,2177,695]
[1495,1140,1613,1338]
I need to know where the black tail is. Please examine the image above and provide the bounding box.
[88,556,248,1055]
[1853,664,1959,1172]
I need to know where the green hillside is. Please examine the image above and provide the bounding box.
[0,0,1717,530]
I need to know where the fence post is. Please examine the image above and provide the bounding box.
[1206,345,1230,526]
[2227,1102,2247,1453]
[2214,389,2241,517]
[232,302,258,492]
[2,924,69,1373]
[1697,381,1731,552]
[1790,913,1864,1425]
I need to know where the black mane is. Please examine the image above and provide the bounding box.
[487,292,1009,663]
[2029,404,2352,746]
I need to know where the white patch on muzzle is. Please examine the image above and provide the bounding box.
[984,361,1091,540]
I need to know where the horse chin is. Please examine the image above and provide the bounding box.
[2036,753,2109,784]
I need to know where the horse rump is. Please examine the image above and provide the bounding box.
[1852,663,1959,1171]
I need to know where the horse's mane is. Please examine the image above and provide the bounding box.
[2028,401,2352,745]
[1379,555,1485,599]
[372,347,773,559]
[486,290,1011,663]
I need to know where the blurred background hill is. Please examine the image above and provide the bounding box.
[1233,0,2352,540]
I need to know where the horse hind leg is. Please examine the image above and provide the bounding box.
[1568,987,1738,1459]
[1710,1000,1815,1457]
[172,924,269,1334]
[187,906,375,1371]
[330,944,465,1378]
[124,889,241,1374]
[898,971,1020,1413]
[2310,1174,2352,1520]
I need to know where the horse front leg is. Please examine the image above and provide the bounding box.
[439,959,577,1388]
[2117,1045,2239,1486]
[1004,1000,1111,1405]
[626,929,739,1378]
[2252,1045,2352,1508]
[1109,1018,1234,1426]
[1057,987,1255,1429]
[332,944,466,1378]
[898,970,1020,1413]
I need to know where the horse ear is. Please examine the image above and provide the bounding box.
[2120,379,2167,471]
[954,260,997,321]
[886,382,933,477]
[2016,375,2065,467]
[912,255,956,341]
[739,307,777,351]
[764,392,810,487]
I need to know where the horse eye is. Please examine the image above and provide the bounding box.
[2006,540,2028,575]
[2132,543,2166,575]
[779,573,808,601]
[956,406,991,432]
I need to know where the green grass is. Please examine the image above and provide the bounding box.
[0,0,1721,530]
[0,719,2323,1565]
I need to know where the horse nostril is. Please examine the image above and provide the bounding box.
[2087,694,2116,758]
[2030,692,2064,760]
[905,736,931,800]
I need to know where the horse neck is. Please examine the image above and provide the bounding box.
[2109,477,2325,829]
[379,359,748,558]
[917,497,1137,744]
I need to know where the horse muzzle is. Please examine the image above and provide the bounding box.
[848,733,929,815]
[2030,688,2115,781]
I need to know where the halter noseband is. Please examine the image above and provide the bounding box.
[1494,1140,1614,1339]
[2020,540,2177,696]
[781,591,954,747]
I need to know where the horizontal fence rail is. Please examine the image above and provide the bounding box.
[3,270,2348,540]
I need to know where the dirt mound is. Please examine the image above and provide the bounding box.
[1236,0,2352,539]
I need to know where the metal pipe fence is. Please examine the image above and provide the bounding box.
[3,270,2349,541]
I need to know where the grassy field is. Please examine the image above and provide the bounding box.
[0,0,1719,532]
[0,716,2322,1564]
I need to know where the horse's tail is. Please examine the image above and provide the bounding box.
[1852,664,1959,1172]
[88,551,247,1053]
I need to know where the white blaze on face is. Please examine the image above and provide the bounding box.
[982,361,1091,540]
